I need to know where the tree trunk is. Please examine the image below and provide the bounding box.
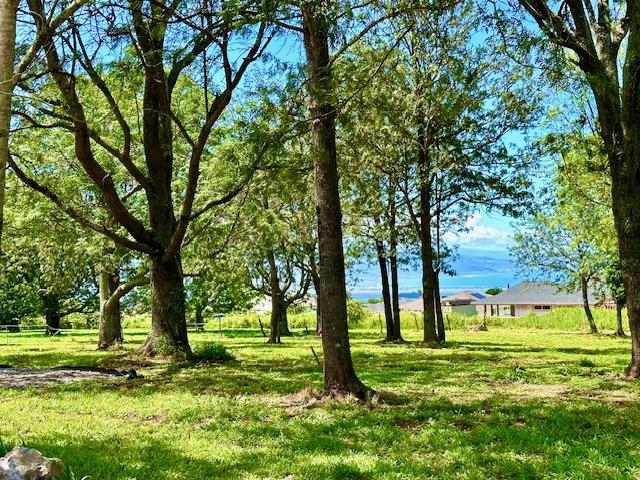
[580,277,598,334]
[0,0,18,247]
[278,296,291,336]
[419,176,437,343]
[98,269,123,349]
[616,302,626,337]
[434,271,445,342]
[139,255,191,358]
[374,238,394,341]
[302,2,369,398]
[267,249,281,344]
[42,293,61,335]
[310,266,322,335]
[611,147,640,374]
[389,189,403,341]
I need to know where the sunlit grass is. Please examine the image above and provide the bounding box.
[0,313,639,479]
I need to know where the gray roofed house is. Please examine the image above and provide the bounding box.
[400,291,489,316]
[472,281,594,317]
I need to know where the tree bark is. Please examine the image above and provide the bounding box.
[139,255,191,358]
[98,269,123,349]
[278,297,292,336]
[42,293,61,335]
[389,189,403,341]
[302,2,369,398]
[0,0,18,247]
[434,271,445,342]
[419,158,437,343]
[580,276,597,334]
[374,238,394,341]
[267,249,281,344]
[616,302,626,337]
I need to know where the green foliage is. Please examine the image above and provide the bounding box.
[485,287,502,295]
[192,342,234,363]
[346,300,368,326]
[0,438,10,456]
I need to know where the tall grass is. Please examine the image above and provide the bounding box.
[120,306,621,335]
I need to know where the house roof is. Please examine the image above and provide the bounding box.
[364,297,415,313]
[399,291,487,311]
[441,291,487,306]
[471,281,592,306]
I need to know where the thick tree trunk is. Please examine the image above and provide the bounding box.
[374,239,394,341]
[0,0,18,247]
[98,269,123,349]
[278,297,291,336]
[434,271,445,342]
[139,256,191,358]
[302,2,369,398]
[42,293,61,335]
[616,302,626,337]
[580,277,598,334]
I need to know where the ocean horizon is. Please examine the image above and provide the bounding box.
[347,250,519,302]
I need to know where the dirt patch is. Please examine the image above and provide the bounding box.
[0,366,124,388]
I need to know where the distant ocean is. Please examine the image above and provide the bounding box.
[346,249,519,301]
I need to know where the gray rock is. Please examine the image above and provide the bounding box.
[0,446,65,480]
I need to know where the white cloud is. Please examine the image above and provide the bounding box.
[442,213,512,251]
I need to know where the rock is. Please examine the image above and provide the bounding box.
[0,446,65,480]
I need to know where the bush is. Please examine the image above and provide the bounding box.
[347,300,369,327]
[63,313,98,329]
[193,342,234,362]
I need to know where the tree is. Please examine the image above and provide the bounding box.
[10,1,274,357]
[301,1,370,398]
[511,0,640,376]
[1,176,99,333]
[513,134,616,334]
[0,0,89,246]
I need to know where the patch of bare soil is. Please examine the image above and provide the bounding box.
[0,366,125,388]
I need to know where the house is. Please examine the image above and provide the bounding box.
[399,291,488,316]
[441,291,488,316]
[471,281,593,317]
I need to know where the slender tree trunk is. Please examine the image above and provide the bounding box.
[389,188,403,341]
[374,238,394,341]
[139,255,191,357]
[419,166,437,343]
[98,269,123,349]
[434,271,445,342]
[580,277,598,334]
[0,0,18,247]
[310,266,322,335]
[267,249,281,344]
[302,2,369,398]
[616,302,626,337]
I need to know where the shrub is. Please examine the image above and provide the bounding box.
[193,342,234,362]
[347,300,368,327]
[578,358,596,368]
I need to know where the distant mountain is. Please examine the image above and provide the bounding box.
[451,251,514,275]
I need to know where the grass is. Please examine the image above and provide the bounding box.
[0,310,639,479]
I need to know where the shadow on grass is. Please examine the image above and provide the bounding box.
[24,396,640,480]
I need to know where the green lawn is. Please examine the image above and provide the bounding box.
[1,319,639,479]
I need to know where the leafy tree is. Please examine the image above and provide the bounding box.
[511,0,640,376]
[513,135,616,334]
[10,1,275,357]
